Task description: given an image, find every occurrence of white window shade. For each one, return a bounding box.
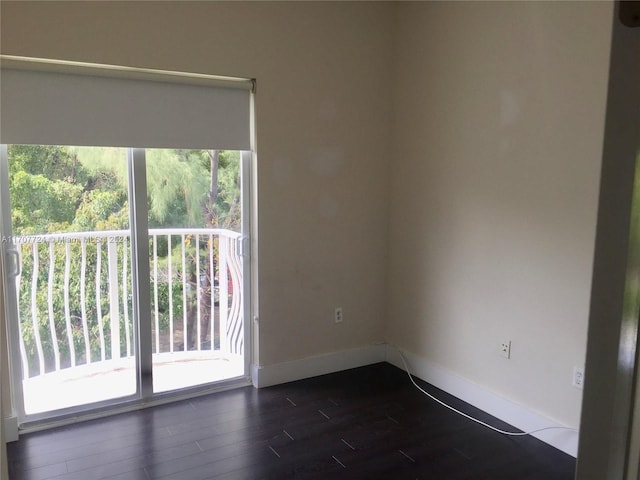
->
[0,56,253,150]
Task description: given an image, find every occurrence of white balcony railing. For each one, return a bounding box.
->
[10,228,244,382]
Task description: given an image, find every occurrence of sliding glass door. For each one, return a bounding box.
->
[143,148,247,393]
[0,145,136,415]
[0,145,250,422]
[0,56,253,425]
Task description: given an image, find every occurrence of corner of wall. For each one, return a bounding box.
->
[384,345,579,457]
[252,344,387,388]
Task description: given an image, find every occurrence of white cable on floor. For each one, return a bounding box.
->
[396,348,579,437]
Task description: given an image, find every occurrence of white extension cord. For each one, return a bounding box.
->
[395,348,579,437]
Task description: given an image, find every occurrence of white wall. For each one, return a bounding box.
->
[0,1,393,371]
[0,0,620,458]
[388,1,612,428]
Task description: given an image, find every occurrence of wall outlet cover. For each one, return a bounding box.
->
[573,367,585,389]
[499,340,511,359]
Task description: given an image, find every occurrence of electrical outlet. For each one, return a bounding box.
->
[573,367,585,389]
[334,307,343,323]
[499,340,511,359]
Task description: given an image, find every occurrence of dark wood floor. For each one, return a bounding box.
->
[7,363,575,480]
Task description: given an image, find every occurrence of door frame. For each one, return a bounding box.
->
[576,2,640,479]
[0,144,255,430]
[0,144,26,424]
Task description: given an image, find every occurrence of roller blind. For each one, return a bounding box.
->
[0,56,253,150]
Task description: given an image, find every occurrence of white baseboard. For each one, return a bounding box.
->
[251,344,577,457]
[384,346,579,457]
[4,416,18,442]
[4,345,577,457]
[251,344,386,388]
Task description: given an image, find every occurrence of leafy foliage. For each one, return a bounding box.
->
[8,145,241,376]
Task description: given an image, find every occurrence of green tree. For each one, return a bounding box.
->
[8,144,242,373]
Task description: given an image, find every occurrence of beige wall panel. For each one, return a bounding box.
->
[388,1,612,426]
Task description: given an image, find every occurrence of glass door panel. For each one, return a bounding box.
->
[144,149,245,393]
[1,144,250,421]
[1,145,136,416]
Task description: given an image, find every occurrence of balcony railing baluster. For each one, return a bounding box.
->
[196,233,201,352]
[209,234,215,350]
[14,261,29,379]
[229,237,243,355]
[13,228,243,383]
[47,242,61,371]
[181,234,187,352]
[123,237,131,358]
[30,242,45,377]
[64,241,75,368]
[95,238,106,362]
[80,240,91,365]
[168,234,174,353]
[153,234,159,354]
[219,236,229,355]
[107,241,120,361]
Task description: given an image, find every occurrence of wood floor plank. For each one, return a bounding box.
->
[7,363,575,480]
